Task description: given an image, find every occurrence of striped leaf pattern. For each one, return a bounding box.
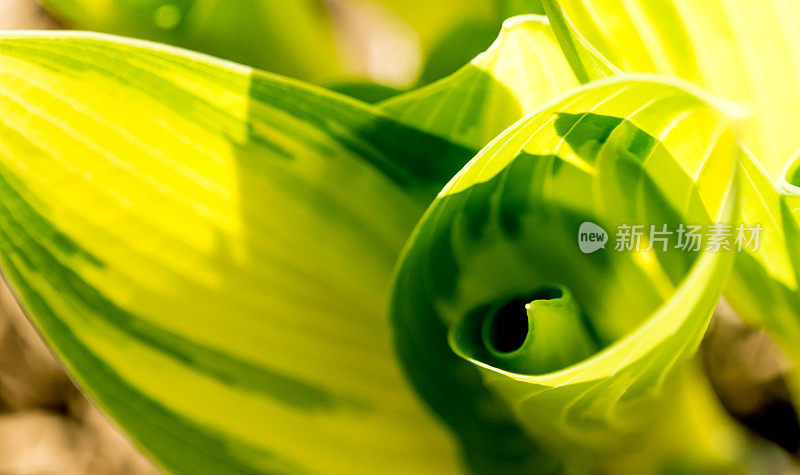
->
[0,7,794,474]
[552,0,800,182]
[544,0,800,378]
[0,32,478,474]
[391,77,741,469]
[381,15,580,150]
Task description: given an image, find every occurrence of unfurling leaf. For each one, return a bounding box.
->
[543,0,800,390]
[381,15,580,150]
[391,77,742,469]
[551,0,800,182]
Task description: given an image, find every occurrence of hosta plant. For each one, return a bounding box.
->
[1,1,800,473]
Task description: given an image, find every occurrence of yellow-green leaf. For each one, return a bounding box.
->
[391,76,743,470]
[381,15,580,151]
[0,32,479,474]
[550,0,800,182]
[543,0,800,387]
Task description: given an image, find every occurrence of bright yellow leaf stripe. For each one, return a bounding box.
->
[554,0,800,183]
[0,32,476,474]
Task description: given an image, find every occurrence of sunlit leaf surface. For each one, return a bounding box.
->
[552,0,800,182]
[0,32,479,474]
[0,6,794,473]
[382,15,579,150]
[543,0,800,376]
[391,77,742,470]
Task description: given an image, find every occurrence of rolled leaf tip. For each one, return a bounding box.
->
[454,285,599,375]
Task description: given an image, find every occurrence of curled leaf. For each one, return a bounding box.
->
[549,0,800,182]
[391,77,741,467]
[382,15,580,150]
[543,0,800,393]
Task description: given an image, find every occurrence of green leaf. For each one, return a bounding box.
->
[382,15,581,151]
[540,0,620,83]
[543,0,800,389]
[723,149,800,364]
[412,0,544,85]
[548,0,800,183]
[391,77,742,469]
[327,81,406,104]
[410,0,550,86]
[0,31,480,474]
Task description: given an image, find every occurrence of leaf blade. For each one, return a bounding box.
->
[0,31,478,474]
[381,15,581,151]
[549,0,800,182]
[390,76,740,467]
